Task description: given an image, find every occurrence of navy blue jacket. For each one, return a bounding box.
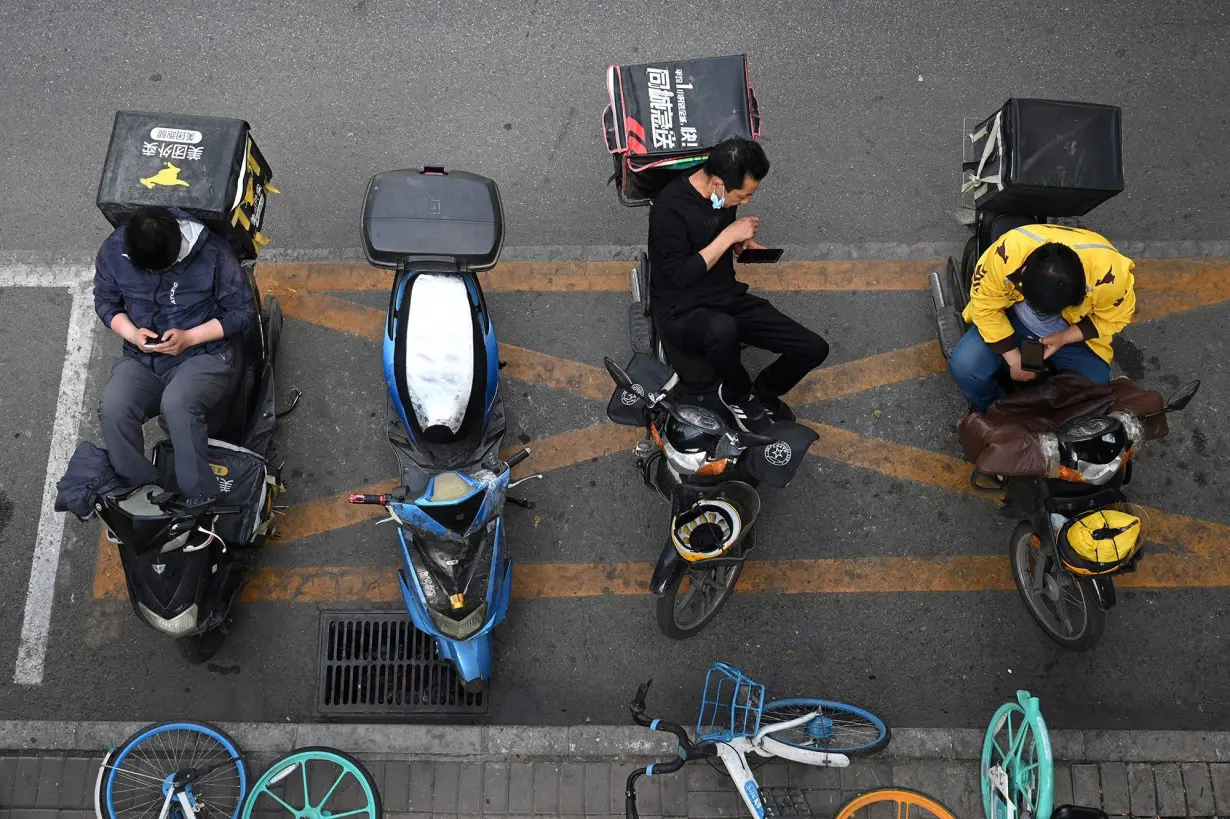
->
[94,215,256,376]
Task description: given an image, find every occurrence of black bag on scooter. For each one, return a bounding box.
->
[603,55,761,206]
[152,439,271,545]
[97,111,275,259]
[964,98,1123,217]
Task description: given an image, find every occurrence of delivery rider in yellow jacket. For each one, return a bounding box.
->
[948,224,1136,412]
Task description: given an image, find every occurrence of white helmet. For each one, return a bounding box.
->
[671,499,743,562]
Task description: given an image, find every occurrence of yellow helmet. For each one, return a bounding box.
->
[1059,509,1143,576]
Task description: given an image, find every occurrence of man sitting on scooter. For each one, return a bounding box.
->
[94,206,256,509]
[949,224,1136,412]
[647,138,829,434]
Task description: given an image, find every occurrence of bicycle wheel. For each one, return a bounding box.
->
[836,788,957,819]
[99,721,246,819]
[759,699,890,755]
[655,559,743,639]
[1010,522,1105,651]
[981,700,1054,819]
[241,747,381,819]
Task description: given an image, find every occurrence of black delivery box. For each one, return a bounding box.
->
[361,168,504,271]
[97,111,274,259]
[967,98,1123,217]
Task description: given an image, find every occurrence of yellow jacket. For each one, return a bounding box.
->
[962,224,1136,363]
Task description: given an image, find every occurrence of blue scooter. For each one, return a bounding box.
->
[348,167,539,690]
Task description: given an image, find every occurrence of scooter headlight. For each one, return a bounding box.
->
[138,602,198,636]
[429,603,488,640]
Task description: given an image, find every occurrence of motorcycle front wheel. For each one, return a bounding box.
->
[655,559,743,640]
[1009,522,1105,651]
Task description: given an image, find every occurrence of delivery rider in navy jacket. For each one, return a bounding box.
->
[94,206,255,508]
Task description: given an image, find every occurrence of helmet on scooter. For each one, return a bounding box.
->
[1057,507,1142,576]
[671,499,742,562]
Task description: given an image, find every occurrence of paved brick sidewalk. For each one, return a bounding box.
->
[5,752,1230,818]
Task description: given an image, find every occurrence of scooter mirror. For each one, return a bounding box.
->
[1165,380,1200,413]
[603,356,636,391]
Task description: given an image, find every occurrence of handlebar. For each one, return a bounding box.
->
[603,357,781,451]
[624,678,711,819]
[506,448,531,468]
[348,493,390,505]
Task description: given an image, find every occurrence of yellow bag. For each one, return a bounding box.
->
[1060,509,1142,575]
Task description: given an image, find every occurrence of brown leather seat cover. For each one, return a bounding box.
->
[957,372,1168,477]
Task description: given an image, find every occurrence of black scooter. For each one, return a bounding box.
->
[96,264,291,662]
[606,254,818,639]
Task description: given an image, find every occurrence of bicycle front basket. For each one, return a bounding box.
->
[696,662,765,741]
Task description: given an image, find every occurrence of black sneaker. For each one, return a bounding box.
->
[757,393,796,424]
[719,385,774,434]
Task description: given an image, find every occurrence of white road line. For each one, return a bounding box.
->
[1,265,96,685]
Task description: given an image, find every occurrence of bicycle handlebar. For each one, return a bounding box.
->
[624,678,712,819]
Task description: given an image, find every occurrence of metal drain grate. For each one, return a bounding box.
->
[316,611,488,719]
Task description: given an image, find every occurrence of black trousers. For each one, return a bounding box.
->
[658,293,829,399]
[99,353,234,499]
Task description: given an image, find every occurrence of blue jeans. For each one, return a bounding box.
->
[948,312,1110,411]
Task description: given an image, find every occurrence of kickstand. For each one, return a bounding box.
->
[276,388,303,417]
[507,495,535,509]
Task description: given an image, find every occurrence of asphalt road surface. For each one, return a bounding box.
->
[0,1,1227,732]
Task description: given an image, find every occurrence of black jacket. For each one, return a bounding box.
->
[647,175,744,316]
[94,212,255,375]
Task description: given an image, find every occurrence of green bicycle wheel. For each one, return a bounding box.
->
[981,699,1054,819]
[241,747,381,819]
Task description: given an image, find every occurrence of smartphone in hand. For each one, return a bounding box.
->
[142,336,165,350]
[1020,338,1046,372]
[736,248,784,264]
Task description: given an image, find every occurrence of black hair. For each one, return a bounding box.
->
[123,207,180,271]
[1020,243,1085,315]
[702,138,769,191]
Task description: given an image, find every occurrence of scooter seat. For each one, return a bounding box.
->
[392,272,488,444]
[116,484,168,518]
[658,332,720,391]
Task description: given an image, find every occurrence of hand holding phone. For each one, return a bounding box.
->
[737,248,784,264]
[1020,338,1046,372]
[142,333,165,350]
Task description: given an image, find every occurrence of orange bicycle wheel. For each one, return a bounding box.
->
[834,788,957,819]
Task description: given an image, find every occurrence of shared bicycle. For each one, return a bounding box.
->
[94,721,382,819]
[981,690,1109,819]
[625,662,891,819]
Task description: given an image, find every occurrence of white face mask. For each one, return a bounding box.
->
[710,189,726,209]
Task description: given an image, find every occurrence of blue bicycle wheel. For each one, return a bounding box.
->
[100,721,247,819]
[759,699,891,755]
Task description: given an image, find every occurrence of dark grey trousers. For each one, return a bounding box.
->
[99,353,234,500]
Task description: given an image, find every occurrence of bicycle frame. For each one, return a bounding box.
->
[714,714,850,818]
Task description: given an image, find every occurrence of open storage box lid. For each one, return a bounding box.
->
[361,168,504,270]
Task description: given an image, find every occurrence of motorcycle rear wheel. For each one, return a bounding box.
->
[1009,522,1105,651]
[655,559,743,640]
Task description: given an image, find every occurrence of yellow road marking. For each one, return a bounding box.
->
[90,258,1230,603]
[787,342,948,406]
[256,258,1230,295]
[93,549,1230,604]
